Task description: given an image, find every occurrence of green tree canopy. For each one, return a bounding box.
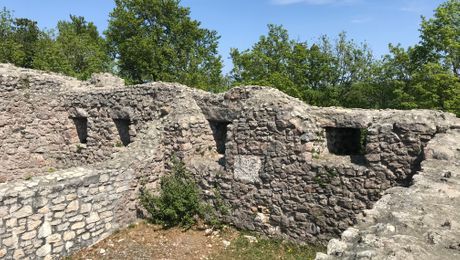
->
[0,8,40,67]
[0,9,110,79]
[106,0,223,89]
[420,0,460,78]
[53,15,111,79]
[230,25,375,106]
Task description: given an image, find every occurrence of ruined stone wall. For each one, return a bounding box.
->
[0,67,83,182]
[195,87,456,243]
[1,64,459,259]
[0,63,217,184]
[0,91,75,183]
[316,129,460,260]
[0,116,170,259]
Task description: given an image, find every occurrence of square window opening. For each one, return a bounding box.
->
[325,127,367,155]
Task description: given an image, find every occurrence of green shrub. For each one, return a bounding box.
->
[139,157,212,228]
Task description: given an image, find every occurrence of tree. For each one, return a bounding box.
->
[53,15,111,79]
[12,18,40,68]
[32,30,72,75]
[420,0,460,78]
[230,25,376,106]
[230,24,303,97]
[0,8,27,65]
[383,0,460,116]
[106,0,223,89]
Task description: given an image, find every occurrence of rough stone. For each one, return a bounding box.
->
[46,233,62,244]
[66,200,79,212]
[38,221,52,238]
[233,155,262,183]
[36,244,51,257]
[63,231,76,241]
[11,206,33,219]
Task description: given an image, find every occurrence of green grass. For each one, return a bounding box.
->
[214,232,325,260]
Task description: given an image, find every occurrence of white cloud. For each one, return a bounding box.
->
[400,0,431,13]
[272,0,359,6]
[351,16,372,24]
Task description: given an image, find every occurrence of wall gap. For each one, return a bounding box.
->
[325,127,367,156]
[208,120,230,155]
[72,118,88,144]
[113,119,131,146]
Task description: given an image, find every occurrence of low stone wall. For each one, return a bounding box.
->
[0,118,170,259]
[0,167,131,259]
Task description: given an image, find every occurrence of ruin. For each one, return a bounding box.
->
[0,64,459,259]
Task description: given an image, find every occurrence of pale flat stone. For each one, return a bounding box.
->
[63,231,75,241]
[46,233,62,243]
[36,243,51,257]
[21,230,36,240]
[11,205,33,219]
[66,200,79,212]
[0,248,6,258]
[13,249,24,259]
[38,221,52,238]
[71,221,85,230]
[86,212,100,224]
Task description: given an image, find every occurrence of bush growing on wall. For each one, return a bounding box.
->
[139,157,219,228]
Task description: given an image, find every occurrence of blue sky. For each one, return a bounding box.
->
[1,0,445,73]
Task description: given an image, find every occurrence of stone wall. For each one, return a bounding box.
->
[195,88,456,242]
[1,64,459,259]
[316,129,460,260]
[0,81,76,182]
[0,167,131,259]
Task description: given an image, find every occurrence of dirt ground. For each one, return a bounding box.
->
[70,222,238,260]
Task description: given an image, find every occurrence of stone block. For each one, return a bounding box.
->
[63,231,75,241]
[36,243,51,257]
[86,212,100,224]
[21,230,36,240]
[66,200,79,212]
[13,249,24,259]
[233,155,262,183]
[46,233,61,244]
[38,221,52,238]
[71,221,85,230]
[11,205,33,219]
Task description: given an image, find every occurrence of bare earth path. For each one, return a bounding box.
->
[70,222,324,260]
[70,222,235,260]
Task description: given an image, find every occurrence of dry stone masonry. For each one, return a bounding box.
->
[1,63,459,259]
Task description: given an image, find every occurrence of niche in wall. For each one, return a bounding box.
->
[208,120,230,154]
[114,119,131,146]
[325,127,367,155]
[72,118,88,144]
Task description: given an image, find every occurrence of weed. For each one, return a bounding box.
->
[359,129,368,155]
[128,223,137,229]
[214,231,325,260]
[139,157,216,229]
[314,169,337,187]
[76,144,85,153]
